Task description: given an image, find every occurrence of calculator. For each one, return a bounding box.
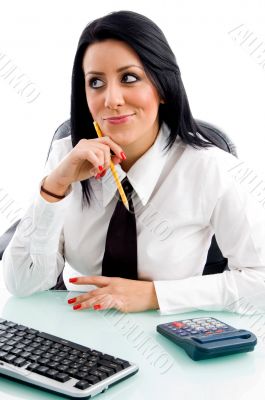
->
[157,317,257,361]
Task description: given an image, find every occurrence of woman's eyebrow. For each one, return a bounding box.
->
[85,64,144,76]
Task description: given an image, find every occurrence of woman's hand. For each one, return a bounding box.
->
[44,136,126,195]
[67,276,159,313]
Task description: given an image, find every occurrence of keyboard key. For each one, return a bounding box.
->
[0,351,8,359]
[0,325,8,331]
[27,329,38,335]
[98,365,115,376]
[79,366,92,373]
[90,370,107,381]
[29,354,40,362]
[17,325,28,331]
[75,380,91,390]
[98,360,122,372]
[55,373,71,383]
[38,358,50,366]
[78,371,91,380]
[10,348,22,356]
[13,357,27,367]
[85,375,100,385]
[90,350,102,357]
[47,361,59,369]
[36,366,49,375]
[2,345,12,352]
[26,362,40,372]
[46,369,59,378]
[102,354,114,361]
[84,361,97,369]
[4,354,17,363]
[66,368,78,377]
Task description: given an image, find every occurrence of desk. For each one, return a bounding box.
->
[0,286,265,400]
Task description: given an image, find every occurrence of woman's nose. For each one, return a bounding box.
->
[104,84,125,109]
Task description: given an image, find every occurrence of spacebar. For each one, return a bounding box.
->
[38,332,90,352]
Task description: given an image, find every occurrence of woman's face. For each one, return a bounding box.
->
[82,39,162,151]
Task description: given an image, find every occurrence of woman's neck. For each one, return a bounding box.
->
[121,122,160,172]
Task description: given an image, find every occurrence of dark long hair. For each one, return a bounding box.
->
[70,10,213,206]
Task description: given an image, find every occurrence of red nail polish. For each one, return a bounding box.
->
[120,151,126,160]
[69,278,78,283]
[93,304,101,310]
[68,297,76,304]
[95,173,101,179]
[73,304,81,310]
[98,165,104,172]
[100,170,106,178]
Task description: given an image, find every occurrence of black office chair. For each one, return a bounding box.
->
[0,119,237,282]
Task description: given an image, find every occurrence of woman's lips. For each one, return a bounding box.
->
[104,114,135,125]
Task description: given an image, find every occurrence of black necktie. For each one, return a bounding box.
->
[102,177,138,279]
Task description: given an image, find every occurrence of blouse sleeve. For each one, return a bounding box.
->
[154,153,265,315]
[2,138,73,297]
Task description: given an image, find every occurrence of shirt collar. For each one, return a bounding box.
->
[100,122,171,208]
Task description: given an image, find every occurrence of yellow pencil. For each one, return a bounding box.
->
[93,121,129,210]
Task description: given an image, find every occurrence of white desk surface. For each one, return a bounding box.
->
[0,281,265,399]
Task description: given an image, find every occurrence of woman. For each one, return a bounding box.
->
[3,11,265,314]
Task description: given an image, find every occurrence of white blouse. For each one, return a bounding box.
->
[3,123,265,314]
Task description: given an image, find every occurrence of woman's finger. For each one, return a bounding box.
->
[72,293,115,311]
[67,288,101,305]
[69,275,112,287]
[98,136,126,161]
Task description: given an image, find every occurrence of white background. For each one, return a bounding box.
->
[0,0,265,236]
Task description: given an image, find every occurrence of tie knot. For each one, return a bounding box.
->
[121,177,134,199]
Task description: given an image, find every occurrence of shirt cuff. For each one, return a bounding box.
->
[154,274,227,315]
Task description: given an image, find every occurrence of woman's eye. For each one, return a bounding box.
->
[122,74,138,83]
[89,78,104,89]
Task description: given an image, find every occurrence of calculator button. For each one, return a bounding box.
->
[193,318,207,322]
[172,322,185,328]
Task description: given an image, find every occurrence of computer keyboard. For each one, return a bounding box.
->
[0,318,138,398]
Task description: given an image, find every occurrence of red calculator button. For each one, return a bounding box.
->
[215,329,224,333]
[172,322,185,328]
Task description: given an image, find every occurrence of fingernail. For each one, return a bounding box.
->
[73,304,81,310]
[68,297,76,304]
[98,165,104,172]
[100,170,106,177]
[95,173,101,179]
[93,304,101,310]
[120,151,126,160]
[69,278,78,283]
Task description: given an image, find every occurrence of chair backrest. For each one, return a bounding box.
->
[0,119,237,277]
